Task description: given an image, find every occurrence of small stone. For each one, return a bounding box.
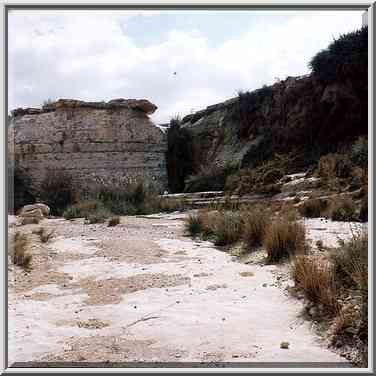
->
[262,283,267,287]
[280,341,290,349]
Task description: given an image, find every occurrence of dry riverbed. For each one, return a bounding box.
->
[8,213,363,367]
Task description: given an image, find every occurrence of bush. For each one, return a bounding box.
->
[330,231,368,291]
[97,181,159,215]
[185,213,203,236]
[63,200,102,219]
[11,232,32,269]
[291,256,338,313]
[211,211,243,246]
[242,208,270,250]
[264,219,306,262]
[298,198,329,218]
[40,170,74,216]
[262,168,283,185]
[330,197,358,222]
[309,27,368,84]
[318,153,352,180]
[86,206,112,224]
[108,217,120,227]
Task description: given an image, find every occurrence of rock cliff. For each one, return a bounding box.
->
[9,98,167,195]
[180,73,367,173]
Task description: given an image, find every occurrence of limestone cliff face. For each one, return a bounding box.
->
[181,73,367,171]
[9,98,167,192]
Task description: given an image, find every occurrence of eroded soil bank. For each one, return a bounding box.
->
[8,213,361,366]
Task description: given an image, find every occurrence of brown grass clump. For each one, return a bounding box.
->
[12,232,32,269]
[241,208,270,251]
[298,198,329,218]
[264,219,306,262]
[291,255,338,313]
[108,217,120,227]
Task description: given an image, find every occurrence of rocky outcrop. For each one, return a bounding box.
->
[9,98,167,196]
[181,73,367,172]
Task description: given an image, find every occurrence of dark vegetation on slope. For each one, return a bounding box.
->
[167,27,368,194]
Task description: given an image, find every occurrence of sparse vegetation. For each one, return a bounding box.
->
[330,196,358,222]
[291,255,338,313]
[299,198,329,218]
[211,210,243,246]
[242,208,270,251]
[264,219,306,262]
[108,216,120,227]
[309,27,368,84]
[11,232,32,269]
[184,163,239,193]
[330,231,367,291]
[185,213,203,236]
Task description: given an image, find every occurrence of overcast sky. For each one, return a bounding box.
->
[9,10,363,124]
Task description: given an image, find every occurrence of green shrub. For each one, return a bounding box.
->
[309,27,368,84]
[40,170,74,216]
[262,168,283,185]
[63,200,102,219]
[330,197,358,222]
[211,211,243,246]
[264,219,306,263]
[185,213,203,236]
[330,231,368,290]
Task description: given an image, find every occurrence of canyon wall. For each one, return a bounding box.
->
[9,99,168,194]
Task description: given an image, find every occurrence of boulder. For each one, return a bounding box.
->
[19,208,44,220]
[20,203,50,217]
[21,216,40,225]
[281,177,321,193]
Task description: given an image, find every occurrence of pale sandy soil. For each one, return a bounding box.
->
[8,213,362,366]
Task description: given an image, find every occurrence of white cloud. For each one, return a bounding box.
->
[8,10,363,123]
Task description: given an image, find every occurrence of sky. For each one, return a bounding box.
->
[8,10,364,124]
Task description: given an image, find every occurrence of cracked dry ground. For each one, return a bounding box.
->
[8,213,349,366]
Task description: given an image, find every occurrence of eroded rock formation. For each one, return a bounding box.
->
[9,98,167,194]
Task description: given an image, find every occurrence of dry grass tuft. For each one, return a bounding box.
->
[298,198,329,218]
[291,255,338,313]
[108,216,120,227]
[264,219,306,262]
[12,232,32,269]
[241,208,270,251]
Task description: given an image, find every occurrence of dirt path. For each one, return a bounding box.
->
[9,213,361,366]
